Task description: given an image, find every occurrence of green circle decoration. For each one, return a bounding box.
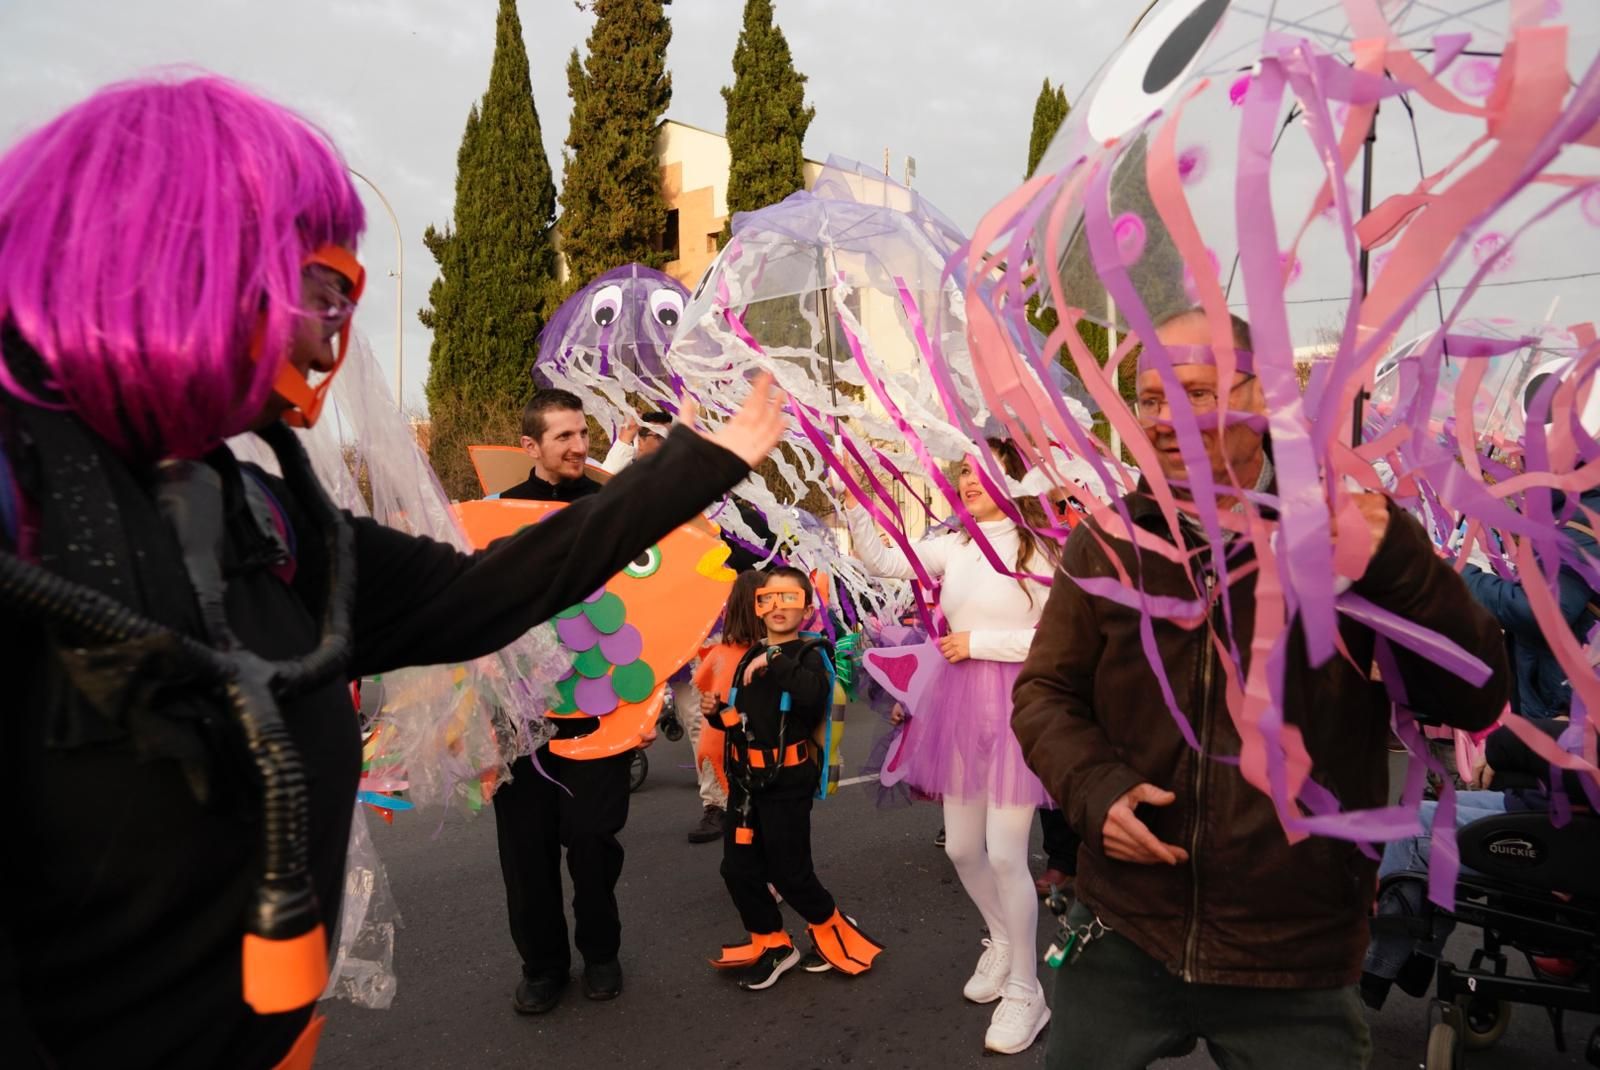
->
[582,591,627,634]
[573,646,612,680]
[611,660,658,703]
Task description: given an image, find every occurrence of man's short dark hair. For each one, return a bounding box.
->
[1156,307,1254,351]
[641,411,673,427]
[522,389,584,441]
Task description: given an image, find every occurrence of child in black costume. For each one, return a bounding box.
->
[705,566,883,990]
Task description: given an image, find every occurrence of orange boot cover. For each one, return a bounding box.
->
[710,930,792,969]
[270,1012,326,1070]
[242,924,329,1014]
[807,911,884,976]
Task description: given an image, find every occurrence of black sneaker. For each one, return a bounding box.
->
[513,970,568,1015]
[933,825,946,849]
[583,958,623,1001]
[737,945,800,991]
[800,946,832,973]
[688,805,725,844]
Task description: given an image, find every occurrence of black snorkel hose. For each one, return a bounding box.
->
[723,637,835,841]
[0,419,355,1013]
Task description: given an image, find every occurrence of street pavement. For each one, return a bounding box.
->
[318,703,1593,1069]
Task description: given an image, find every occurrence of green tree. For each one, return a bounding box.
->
[1025,78,1069,179]
[559,0,673,287]
[421,0,559,499]
[718,0,814,246]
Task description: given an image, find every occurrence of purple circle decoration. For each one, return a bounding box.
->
[1452,59,1498,99]
[556,613,601,651]
[583,588,607,604]
[574,674,619,716]
[1176,146,1207,186]
[598,623,643,665]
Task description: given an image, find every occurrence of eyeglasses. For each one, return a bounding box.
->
[754,587,807,615]
[1135,376,1256,426]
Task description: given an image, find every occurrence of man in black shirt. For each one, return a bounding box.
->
[495,388,634,1013]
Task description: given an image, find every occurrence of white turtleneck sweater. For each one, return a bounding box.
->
[845,504,1048,663]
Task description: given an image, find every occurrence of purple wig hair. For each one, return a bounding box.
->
[0,73,365,461]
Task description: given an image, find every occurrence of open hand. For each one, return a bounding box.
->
[938,632,972,663]
[1102,783,1189,865]
[618,417,639,445]
[680,373,787,469]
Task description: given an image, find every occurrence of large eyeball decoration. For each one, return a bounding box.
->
[650,289,684,329]
[623,545,662,579]
[1085,0,1233,144]
[590,284,624,328]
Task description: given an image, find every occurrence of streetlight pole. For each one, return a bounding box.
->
[349,168,405,410]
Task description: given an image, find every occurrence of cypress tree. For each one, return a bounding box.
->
[719,0,814,245]
[559,0,674,287]
[421,0,559,499]
[1026,79,1070,179]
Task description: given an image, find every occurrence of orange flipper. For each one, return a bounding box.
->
[710,930,792,968]
[807,911,884,976]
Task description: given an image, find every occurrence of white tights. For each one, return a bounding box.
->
[942,796,1039,995]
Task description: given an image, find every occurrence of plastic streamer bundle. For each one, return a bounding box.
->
[663,157,1109,634]
[232,331,570,814]
[946,0,1600,907]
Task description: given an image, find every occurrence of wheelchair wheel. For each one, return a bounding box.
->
[1456,994,1511,1050]
[1426,1021,1460,1070]
[628,749,648,793]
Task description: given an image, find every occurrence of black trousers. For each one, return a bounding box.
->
[492,746,632,978]
[1040,807,1081,875]
[721,790,836,935]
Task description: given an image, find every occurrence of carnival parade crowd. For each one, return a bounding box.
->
[5,4,1600,1068]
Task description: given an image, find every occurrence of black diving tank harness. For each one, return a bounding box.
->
[722,635,834,846]
[0,418,355,1015]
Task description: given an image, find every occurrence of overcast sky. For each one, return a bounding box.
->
[0,0,1128,412]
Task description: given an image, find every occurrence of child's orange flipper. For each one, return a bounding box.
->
[710,929,792,968]
[807,911,884,976]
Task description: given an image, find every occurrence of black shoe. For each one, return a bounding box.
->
[688,805,725,844]
[513,970,568,1015]
[583,958,623,1001]
[1358,970,1392,1011]
[933,825,946,849]
[800,946,832,974]
[737,945,800,991]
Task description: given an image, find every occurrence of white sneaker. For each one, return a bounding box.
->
[984,980,1050,1054]
[961,938,1011,1004]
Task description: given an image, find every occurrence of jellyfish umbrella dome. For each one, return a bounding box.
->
[954,0,1600,906]
[666,157,1105,631]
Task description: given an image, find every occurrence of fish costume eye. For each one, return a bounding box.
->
[1084,0,1232,144]
[649,289,684,328]
[623,545,662,578]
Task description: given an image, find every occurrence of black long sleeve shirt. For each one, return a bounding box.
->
[724,639,832,800]
[3,426,747,1069]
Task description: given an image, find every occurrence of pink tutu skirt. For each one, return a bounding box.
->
[893,658,1052,809]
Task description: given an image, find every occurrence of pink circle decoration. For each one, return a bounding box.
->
[1279,250,1303,287]
[1228,74,1252,107]
[1471,232,1515,274]
[1177,146,1207,185]
[1581,185,1600,227]
[1452,59,1498,99]
[1113,212,1148,265]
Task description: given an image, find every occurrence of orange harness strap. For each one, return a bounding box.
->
[736,740,809,770]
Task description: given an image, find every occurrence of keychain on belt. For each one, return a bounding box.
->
[1042,884,1112,969]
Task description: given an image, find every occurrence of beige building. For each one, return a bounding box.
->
[656,118,825,289]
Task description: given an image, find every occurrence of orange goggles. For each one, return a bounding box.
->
[754,587,807,616]
[270,245,366,429]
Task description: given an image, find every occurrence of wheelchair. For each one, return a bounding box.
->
[1377,810,1600,1069]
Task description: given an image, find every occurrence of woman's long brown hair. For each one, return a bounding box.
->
[957,438,1062,605]
[720,570,767,647]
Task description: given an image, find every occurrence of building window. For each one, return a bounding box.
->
[706,233,718,254]
[660,209,680,260]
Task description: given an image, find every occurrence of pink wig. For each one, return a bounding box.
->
[0,73,365,461]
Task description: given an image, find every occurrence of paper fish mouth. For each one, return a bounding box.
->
[696,542,737,582]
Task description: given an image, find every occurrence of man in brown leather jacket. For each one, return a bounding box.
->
[1012,310,1508,1069]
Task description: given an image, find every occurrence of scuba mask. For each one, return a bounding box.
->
[268,245,367,429]
[754,586,807,618]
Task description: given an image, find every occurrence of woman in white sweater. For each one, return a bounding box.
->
[844,438,1057,1055]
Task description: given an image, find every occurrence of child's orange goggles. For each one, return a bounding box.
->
[754,587,806,616]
